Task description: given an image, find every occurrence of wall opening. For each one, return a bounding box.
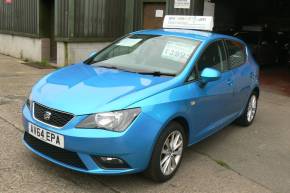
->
[143,2,166,29]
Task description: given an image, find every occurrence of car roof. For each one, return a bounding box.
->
[132,29,241,43]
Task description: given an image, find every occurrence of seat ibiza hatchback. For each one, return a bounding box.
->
[22,28,259,182]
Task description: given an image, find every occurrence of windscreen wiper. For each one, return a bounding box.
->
[136,71,176,77]
[94,65,133,72]
[94,65,118,69]
[95,65,176,77]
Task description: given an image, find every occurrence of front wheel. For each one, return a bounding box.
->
[145,122,186,182]
[236,93,258,126]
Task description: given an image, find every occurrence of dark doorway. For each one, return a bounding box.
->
[40,0,56,62]
[48,0,56,62]
[214,0,290,97]
[143,2,166,29]
[50,0,56,62]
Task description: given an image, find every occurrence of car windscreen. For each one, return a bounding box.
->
[86,34,201,75]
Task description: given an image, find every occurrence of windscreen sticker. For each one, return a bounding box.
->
[161,41,196,63]
[116,38,143,47]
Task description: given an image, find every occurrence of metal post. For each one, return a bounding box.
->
[124,0,135,33]
[68,0,75,38]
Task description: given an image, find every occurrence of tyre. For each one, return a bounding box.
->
[145,121,186,182]
[236,92,258,126]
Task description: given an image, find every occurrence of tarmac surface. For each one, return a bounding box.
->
[0,54,289,193]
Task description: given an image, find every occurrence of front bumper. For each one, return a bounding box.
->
[22,104,162,175]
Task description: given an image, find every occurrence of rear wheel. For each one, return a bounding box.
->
[236,93,258,126]
[145,122,186,182]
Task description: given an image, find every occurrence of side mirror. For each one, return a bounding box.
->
[200,68,221,84]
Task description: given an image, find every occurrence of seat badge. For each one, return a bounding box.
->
[44,111,52,121]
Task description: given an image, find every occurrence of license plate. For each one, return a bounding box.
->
[28,123,64,148]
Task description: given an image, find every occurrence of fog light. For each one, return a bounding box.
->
[93,156,130,169]
[101,157,122,163]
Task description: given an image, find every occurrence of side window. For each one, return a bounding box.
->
[226,40,246,68]
[196,41,227,75]
[187,67,197,82]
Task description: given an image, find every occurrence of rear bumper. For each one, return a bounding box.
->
[22,104,163,175]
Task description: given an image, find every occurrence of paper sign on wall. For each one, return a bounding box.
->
[155,10,164,18]
[203,0,215,16]
[174,0,191,9]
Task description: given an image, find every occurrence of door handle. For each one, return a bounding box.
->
[227,79,233,86]
[250,72,256,80]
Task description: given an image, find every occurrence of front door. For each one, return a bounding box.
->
[143,3,166,29]
[189,40,236,141]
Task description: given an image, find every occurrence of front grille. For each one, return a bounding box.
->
[24,132,87,170]
[33,103,74,128]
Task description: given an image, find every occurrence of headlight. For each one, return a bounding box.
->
[76,108,141,132]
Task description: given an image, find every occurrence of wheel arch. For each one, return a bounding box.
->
[171,116,190,144]
[253,86,260,98]
[158,115,190,146]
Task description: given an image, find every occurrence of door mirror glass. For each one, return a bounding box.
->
[200,68,221,84]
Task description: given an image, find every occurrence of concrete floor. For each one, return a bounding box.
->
[260,66,290,97]
[0,54,289,193]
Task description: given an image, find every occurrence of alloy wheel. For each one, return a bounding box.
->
[160,130,183,176]
[247,95,257,122]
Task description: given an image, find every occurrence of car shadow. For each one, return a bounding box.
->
[190,123,242,153]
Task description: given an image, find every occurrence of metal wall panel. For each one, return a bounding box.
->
[55,0,69,38]
[56,0,126,39]
[74,0,125,38]
[0,0,39,36]
[0,0,204,39]
[133,0,142,30]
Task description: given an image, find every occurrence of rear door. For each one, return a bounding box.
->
[225,40,252,113]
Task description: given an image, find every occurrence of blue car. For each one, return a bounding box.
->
[22,28,259,182]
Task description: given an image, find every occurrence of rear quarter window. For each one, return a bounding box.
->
[226,40,247,68]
